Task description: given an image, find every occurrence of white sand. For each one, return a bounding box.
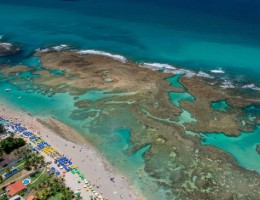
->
[0,101,143,200]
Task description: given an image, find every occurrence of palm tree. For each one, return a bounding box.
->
[24,155,32,170]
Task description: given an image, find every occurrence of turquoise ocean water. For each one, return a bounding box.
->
[1,0,260,199]
[0,0,260,83]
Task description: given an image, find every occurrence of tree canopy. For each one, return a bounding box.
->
[34,177,75,200]
[0,137,26,154]
[0,124,5,133]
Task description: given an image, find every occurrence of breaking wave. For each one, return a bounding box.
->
[140,63,214,79]
[242,84,260,91]
[210,68,225,74]
[220,80,235,89]
[77,50,127,63]
[35,44,70,53]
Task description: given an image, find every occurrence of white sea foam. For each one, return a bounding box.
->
[220,80,235,89]
[197,71,214,79]
[178,69,196,77]
[242,84,260,91]
[0,43,13,50]
[140,62,180,75]
[142,62,176,70]
[77,50,127,63]
[36,44,70,53]
[210,68,225,74]
[140,63,213,78]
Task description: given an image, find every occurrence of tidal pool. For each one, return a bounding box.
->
[201,126,260,173]
[168,91,195,107]
[166,74,184,88]
[211,100,230,112]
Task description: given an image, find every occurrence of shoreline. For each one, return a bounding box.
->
[0,99,143,200]
[0,49,259,199]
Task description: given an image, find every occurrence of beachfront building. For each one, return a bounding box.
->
[5,182,27,198]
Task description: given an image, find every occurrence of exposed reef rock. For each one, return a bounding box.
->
[1,51,260,200]
[0,42,20,56]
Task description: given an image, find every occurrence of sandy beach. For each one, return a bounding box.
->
[0,100,143,200]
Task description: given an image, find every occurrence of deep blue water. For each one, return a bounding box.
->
[1,0,260,84]
[1,1,260,199]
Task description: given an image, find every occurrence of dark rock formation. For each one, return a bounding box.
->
[0,43,20,56]
[256,144,260,154]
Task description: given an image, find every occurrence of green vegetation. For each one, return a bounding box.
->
[33,177,75,200]
[0,124,5,134]
[24,154,45,170]
[29,171,50,190]
[48,193,63,200]
[0,137,26,154]
[0,195,8,200]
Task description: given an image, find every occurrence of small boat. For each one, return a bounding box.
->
[5,88,11,92]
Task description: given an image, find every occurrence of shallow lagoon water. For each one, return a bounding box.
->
[165,72,260,174]
[166,74,195,107]
[0,77,167,200]
[50,69,65,76]
[178,109,197,124]
[166,74,184,88]
[1,0,260,198]
[211,100,230,112]
[17,71,39,79]
[202,126,260,173]
[21,56,42,69]
[168,91,195,107]
[76,90,137,102]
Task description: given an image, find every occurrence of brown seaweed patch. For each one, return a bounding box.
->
[0,65,31,77]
